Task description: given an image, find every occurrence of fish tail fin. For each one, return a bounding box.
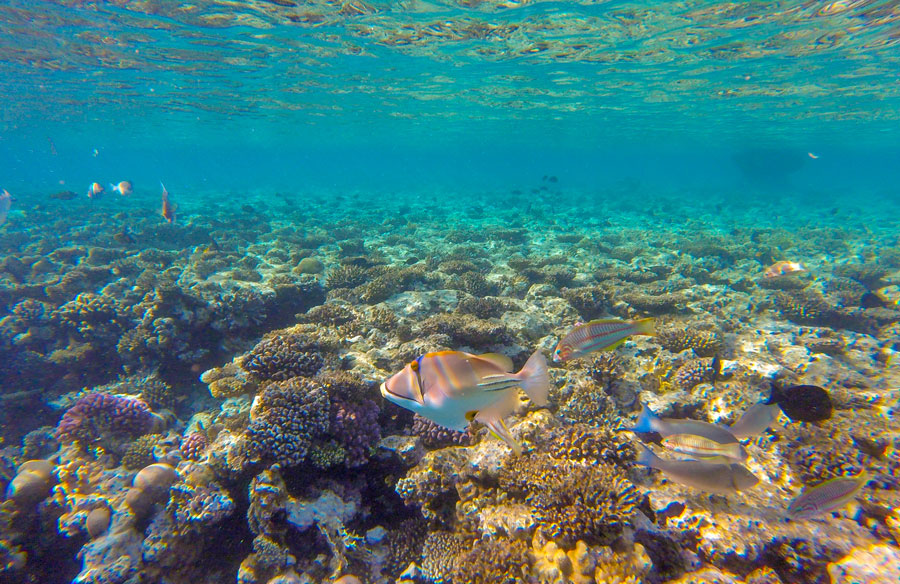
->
[517,350,550,407]
[764,382,779,405]
[487,417,523,456]
[635,443,659,468]
[634,317,656,336]
[631,405,659,433]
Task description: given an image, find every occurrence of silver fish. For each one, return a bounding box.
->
[636,444,759,495]
[728,402,780,440]
[630,405,739,445]
[661,433,746,462]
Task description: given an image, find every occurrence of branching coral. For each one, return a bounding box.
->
[245,377,331,467]
[452,537,531,584]
[420,531,464,584]
[418,313,513,348]
[55,393,158,447]
[243,333,326,381]
[673,357,719,390]
[657,328,723,358]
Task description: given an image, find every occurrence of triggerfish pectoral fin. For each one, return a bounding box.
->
[515,350,550,407]
[479,414,523,456]
[475,389,524,455]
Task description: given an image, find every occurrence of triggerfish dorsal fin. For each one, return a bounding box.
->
[515,350,550,407]
[475,352,514,373]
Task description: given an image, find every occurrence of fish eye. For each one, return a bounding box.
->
[409,360,418,371]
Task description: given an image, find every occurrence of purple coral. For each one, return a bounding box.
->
[412,414,473,448]
[56,393,155,444]
[330,397,381,467]
[180,432,208,461]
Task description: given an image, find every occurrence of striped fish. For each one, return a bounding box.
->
[661,433,747,462]
[787,471,869,519]
[552,318,656,362]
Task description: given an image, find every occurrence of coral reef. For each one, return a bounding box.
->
[55,393,159,448]
[243,332,327,381]
[244,377,331,467]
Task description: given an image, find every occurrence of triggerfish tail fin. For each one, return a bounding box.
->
[635,443,660,468]
[517,350,550,407]
[634,317,657,336]
[631,405,660,434]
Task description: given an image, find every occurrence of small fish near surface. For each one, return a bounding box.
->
[764,261,806,279]
[661,433,746,462]
[553,318,656,362]
[87,182,104,199]
[160,182,176,223]
[636,444,759,495]
[630,405,742,448]
[380,350,550,456]
[727,402,781,440]
[787,471,868,520]
[766,383,832,423]
[110,180,133,196]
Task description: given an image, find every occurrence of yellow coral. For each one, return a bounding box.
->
[209,376,257,398]
[531,537,594,584]
[593,543,651,584]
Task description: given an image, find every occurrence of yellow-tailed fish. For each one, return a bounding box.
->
[636,444,759,495]
[630,405,740,446]
[553,318,655,362]
[661,433,746,462]
[380,350,550,456]
[787,471,869,519]
[727,402,780,439]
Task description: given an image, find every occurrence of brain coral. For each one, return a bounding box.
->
[245,377,330,467]
[242,332,326,381]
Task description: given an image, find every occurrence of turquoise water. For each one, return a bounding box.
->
[2,2,900,584]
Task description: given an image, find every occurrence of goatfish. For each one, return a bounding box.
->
[160,182,176,223]
[636,444,759,495]
[787,471,868,520]
[661,433,746,462]
[630,405,742,448]
[380,350,550,456]
[553,318,655,362]
[727,402,780,440]
[764,261,806,279]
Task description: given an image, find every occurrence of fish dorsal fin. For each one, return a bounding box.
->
[474,352,514,372]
